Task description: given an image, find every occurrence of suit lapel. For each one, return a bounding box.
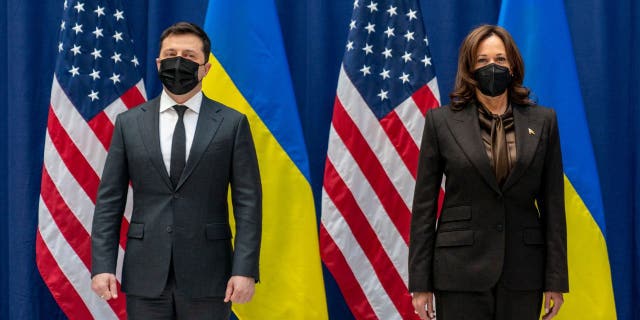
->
[176,97,223,190]
[445,104,502,194]
[501,105,543,191]
[138,97,173,190]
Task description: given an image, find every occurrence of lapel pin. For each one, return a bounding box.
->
[528,128,536,135]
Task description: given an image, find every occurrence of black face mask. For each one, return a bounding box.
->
[158,57,202,95]
[473,63,512,97]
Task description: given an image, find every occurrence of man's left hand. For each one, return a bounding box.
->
[542,291,564,320]
[224,276,255,304]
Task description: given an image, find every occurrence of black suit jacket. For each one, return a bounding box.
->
[409,103,568,293]
[91,94,262,298]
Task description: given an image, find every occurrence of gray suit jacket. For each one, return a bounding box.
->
[91,94,261,298]
[409,103,568,293]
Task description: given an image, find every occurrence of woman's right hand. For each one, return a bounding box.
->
[412,291,435,319]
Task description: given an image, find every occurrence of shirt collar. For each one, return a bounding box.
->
[159,89,202,114]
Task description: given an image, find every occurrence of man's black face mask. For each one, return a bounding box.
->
[473,63,512,97]
[158,56,202,95]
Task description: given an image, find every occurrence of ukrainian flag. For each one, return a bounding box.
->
[202,1,328,319]
[499,1,616,319]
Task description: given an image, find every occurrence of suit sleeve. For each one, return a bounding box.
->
[91,115,129,277]
[409,109,443,293]
[537,109,569,292]
[229,115,262,281]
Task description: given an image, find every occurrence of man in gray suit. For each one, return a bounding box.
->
[90,22,261,319]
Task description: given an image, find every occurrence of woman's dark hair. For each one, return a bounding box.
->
[449,25,533,110]
[159,22,211,62]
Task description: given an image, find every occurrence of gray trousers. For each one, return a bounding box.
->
[126,264,231,320]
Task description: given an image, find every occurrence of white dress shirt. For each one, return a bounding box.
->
[159,90,202,175]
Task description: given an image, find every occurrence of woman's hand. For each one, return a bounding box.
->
[542,291,564,320]
[412,291,435,319]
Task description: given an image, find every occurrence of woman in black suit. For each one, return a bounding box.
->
[409,25,568,320]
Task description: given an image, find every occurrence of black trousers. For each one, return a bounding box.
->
[435,282,542,320]
[126,264,231,320]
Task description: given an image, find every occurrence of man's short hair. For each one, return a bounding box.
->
[159,22,211,62]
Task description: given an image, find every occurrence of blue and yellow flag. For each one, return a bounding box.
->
[499,1,616,319]
[202,1,328,319]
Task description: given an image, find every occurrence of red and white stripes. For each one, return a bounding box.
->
[321,66,439,319]
[36,75,145,320]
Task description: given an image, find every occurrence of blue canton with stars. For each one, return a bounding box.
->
[343,0,436,119]
[55,0,141,121]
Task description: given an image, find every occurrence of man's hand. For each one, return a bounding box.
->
[412,291,435,320]
[224,276,255,304]
[542,291,564,320]
[91,273,118,301]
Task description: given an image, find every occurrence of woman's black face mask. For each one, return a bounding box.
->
[473,63,512,97]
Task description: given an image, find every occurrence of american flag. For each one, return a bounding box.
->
[36,0,146,319]
[319,0,440,319]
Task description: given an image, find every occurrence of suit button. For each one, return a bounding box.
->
[173,193,179,199]
[166,226,173,233]
[496,224,504,232]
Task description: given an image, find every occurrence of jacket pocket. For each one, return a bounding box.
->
[523,228,544,245]
[205,223,232,240]
[439,206,471,223]
[127,223,144,239]
[435,230,474,247]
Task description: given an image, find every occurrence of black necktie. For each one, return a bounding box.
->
[170,105,187,189]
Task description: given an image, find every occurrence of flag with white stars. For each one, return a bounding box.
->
[55,0,141,120]
[342,0,436,119]
[37,0,146,319]
[320,0,440,319]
